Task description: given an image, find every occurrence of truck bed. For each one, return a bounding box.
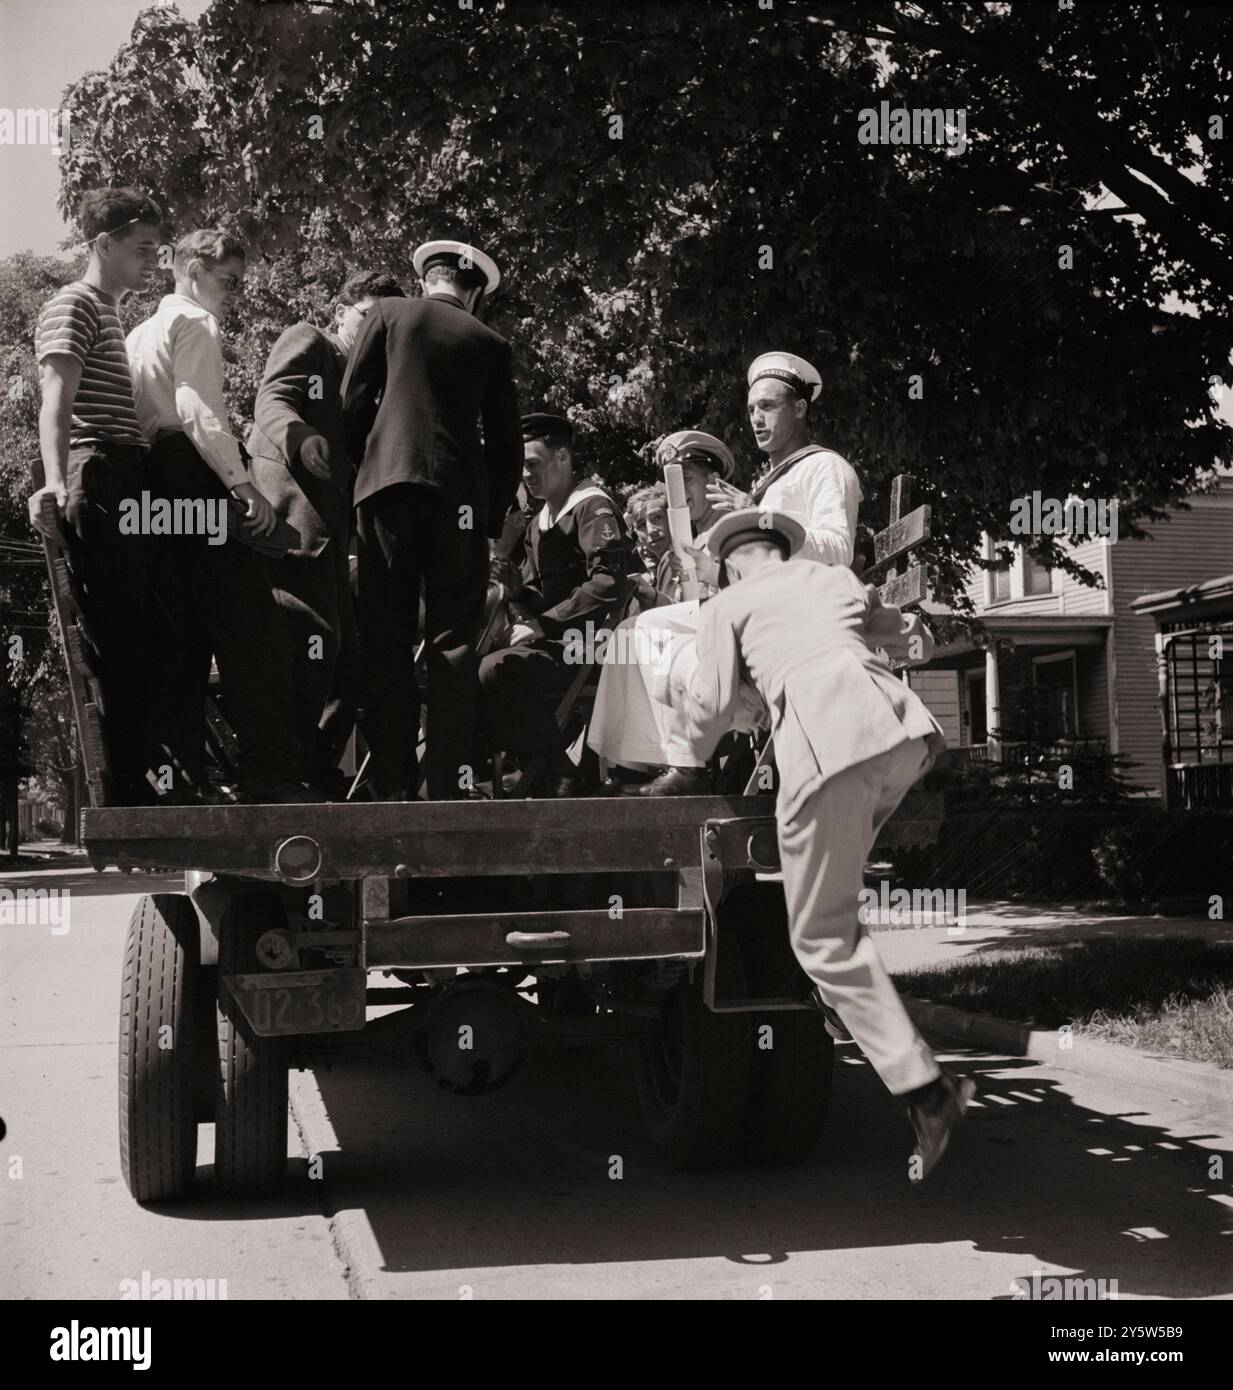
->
[81,791,943,880]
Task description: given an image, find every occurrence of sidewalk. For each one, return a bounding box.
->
[869,900,1233,976]
[868,900,1233,1108]
[1,839,91,873]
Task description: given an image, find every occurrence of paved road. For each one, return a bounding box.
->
[3,869,1230,1300]
[0,866,347,1301]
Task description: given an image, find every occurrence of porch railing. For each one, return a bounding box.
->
[1167,761,1233,811]
[948,738,1107,764]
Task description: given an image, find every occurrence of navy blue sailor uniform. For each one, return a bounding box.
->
[478,481,630,757]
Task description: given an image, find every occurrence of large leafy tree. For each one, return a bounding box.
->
[0,254,85,849]
[40,0,1233,612]
[814,1,1233,306]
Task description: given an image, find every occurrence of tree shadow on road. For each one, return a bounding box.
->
[287,1041,1232,1297]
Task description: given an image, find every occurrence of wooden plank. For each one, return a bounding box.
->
[84,792,943,846]
[870,504,930,570]
[890,474,911,522]
[82,795,773,877]
[63,622,99,680]
[85,795,775,840]
[49,557,82,618]
[877,564,928,608]
[83,790,944,877]
[40,494,112,806]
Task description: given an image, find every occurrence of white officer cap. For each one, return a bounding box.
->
[655,429,737,481]
[412,239,501,294]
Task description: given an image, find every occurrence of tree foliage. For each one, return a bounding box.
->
[36,0,1233,615]
[0,254,84,840]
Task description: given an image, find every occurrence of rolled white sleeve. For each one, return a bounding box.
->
[170,315,248,489]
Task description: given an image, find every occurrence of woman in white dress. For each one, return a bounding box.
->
[586,352,862,794]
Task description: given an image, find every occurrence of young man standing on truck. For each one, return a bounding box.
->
[126,229,312,803]
[668,508,976,1183]
[30,188,164,805]
[246,270,406,796]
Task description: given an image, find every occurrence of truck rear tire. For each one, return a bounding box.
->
[118,893,200,1203]
[632,940,752,1170]
[740,1009,833,1166]
[214,896,289,1196]
[728,884,834,1166]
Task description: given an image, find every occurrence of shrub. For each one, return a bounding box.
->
[892,805,1233,905]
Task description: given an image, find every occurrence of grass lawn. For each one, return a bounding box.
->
[893,936,1233,1069]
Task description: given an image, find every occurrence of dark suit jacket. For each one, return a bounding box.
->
[340,293,522,538]
[246,323,350,559]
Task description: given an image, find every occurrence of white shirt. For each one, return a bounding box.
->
[759,447,861,566]
[126,292,248,489]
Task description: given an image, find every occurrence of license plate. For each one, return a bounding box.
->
[225,969,366,1036]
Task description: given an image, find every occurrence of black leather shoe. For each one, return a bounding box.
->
[501,768,539,795]
[907,1072,976,1184]
[551,774,583,798]
[599,767,652,794]
[631,766,713,796]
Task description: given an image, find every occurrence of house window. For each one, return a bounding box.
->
[966,672,988,743]
[1033,652,1078,741]
[991,564,1011,603]
[1023,552,1052,596]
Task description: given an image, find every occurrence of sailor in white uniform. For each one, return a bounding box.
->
[587,353,862,794]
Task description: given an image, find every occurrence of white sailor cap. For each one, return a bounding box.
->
[746,352,822,403]
[412,239,501,294]
[655,429,737,481]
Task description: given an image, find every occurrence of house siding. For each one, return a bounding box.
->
[963,535,1110,617]
[1057,538,1111,615]
[1077,643,1111,744]
[1110,489,1233,796]
[908,669,962,744]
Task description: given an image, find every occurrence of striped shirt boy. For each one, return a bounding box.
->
[34,280,146,450]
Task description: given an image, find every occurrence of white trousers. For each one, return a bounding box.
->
[586,601,704,769]
[778,736,942,1096]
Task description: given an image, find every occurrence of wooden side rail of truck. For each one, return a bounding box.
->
[41,476,938,1201]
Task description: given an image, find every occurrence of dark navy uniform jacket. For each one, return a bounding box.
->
[246,323,349,558]
[520,483,630,640]
[341,292,522,539]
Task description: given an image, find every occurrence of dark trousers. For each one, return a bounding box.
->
[477,643,580,759]
[62,442,153,802]
[145,434,303,790]
[355,483,488,799]
[260,538,359,784]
